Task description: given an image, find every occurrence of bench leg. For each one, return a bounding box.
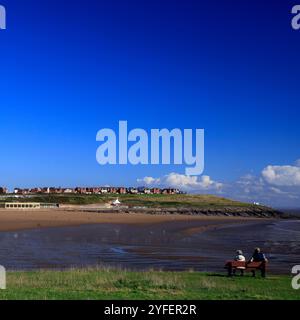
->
[227,266,233,277]
[251,270,256,277]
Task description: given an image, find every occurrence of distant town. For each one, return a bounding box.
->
[0,186,182,195]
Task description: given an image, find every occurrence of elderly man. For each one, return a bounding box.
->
[249,248,268,278]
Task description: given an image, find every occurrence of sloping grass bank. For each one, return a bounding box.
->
[0,194,258,208]
[0,268,298,300]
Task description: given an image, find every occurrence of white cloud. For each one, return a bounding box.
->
[262,165,300,187]
[137,176,160,185]
[269,187,287,194]
[136,159,300,207]
[227,160,300,207]
[137,173,223,192]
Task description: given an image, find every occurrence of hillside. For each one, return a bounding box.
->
[0,193,262,207]
[0,194,285,218]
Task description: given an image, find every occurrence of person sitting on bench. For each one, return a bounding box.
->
[233,250,246,276]
[249,247,268,278]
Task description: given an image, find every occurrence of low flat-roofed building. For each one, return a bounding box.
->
[5,202,41,210]
[40,203,59,209]
[4,203,59,209]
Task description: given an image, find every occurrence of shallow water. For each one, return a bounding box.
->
[0,219,299,274]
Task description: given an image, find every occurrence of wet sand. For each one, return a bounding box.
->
[0,217,298,273]
[0,209,300,274]
[0,209,265,232]
[2,209,297,274]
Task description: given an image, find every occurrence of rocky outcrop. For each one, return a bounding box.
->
[73,206,294,219]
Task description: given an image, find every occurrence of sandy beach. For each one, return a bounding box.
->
[0,209,264,232]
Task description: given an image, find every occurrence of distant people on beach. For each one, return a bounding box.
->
[249,247,268,278]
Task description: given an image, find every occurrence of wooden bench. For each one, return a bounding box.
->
[224,260,267,277]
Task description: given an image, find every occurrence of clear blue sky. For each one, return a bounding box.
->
[0,0,299,207]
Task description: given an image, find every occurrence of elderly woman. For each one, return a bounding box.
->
[235,250,246,262]
[233,250,246,276]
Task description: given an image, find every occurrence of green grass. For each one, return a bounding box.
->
[0,194,264,209]
[0,268,298,300]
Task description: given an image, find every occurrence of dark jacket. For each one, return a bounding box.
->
[251,252,266,262]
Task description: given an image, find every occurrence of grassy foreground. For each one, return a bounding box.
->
[0,268,298,300]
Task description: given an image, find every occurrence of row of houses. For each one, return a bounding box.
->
[0,186,181,195]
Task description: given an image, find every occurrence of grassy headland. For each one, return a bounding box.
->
[0,193,271,209]
[0,194,276,209]
[0,194,285,218]
[0,268,297,300]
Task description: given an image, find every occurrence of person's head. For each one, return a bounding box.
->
[236,250,243,255]
[254,247,261,254]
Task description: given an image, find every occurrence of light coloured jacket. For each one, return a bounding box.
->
[235,254,246,261]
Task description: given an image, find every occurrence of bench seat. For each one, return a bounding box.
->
[225,260,267,273]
